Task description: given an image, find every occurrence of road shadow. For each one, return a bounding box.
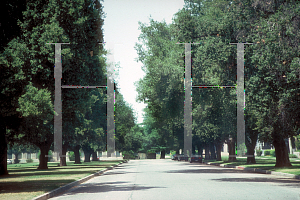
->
[63,181,165,195]
[165,168,251,174]
[212,177,300,187]
[103,171,138,176]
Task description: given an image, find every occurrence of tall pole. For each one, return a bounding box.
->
[54,43,62,161]
[184,43,192,158]
[237,43,245,157]
[106,43,115,157]
[47,42,70,162]
[177,42,200,158]
[230,42,252,157]
[48,42,116,162]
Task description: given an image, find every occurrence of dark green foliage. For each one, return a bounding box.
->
[0,0,27,52]
[270,149,276,157]
[296,136,300,150]
[264,150,271,156]
[256,149,262,156]
[135,0,299,166]
[289,154,298,158]
[68,151,75,161]
[0,0,107,172]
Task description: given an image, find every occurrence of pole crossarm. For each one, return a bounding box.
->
[62,85,107,88]
[229,42,253,44]
[176,42,201,44]
[192,86,237,88]
[46,42,105,44]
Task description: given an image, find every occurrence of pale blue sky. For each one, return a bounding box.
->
[102,0,185,124]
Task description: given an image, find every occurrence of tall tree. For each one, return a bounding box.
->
[0,0,27,53]
[0,0,106,172]
[245,1,300,167]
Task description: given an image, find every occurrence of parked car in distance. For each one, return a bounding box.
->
[172,154,180,160]
[190,155,202,163]
[178,155,189,161]
[7,159,12,164]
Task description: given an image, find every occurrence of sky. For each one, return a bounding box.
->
[102,0,185,124]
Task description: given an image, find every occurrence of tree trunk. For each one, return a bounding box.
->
[246,146,256,164]
[210,143,216,159]
[273,135,292,167]
[216,142,222,161]
[205,144,210,160]
[160,149,165,159]
[228,139,237,161]
[38,144,50,169]
[14,153,20,164]
[246,134,257,164]
[196,144,202,157]
[192,145,196,154]
[60,143,68,166]
[84,152,91,162]
[0,122,8,175]
[92,152,98,161]
[74,145,81,164]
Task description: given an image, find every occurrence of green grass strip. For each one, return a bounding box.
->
[1,161,123,200]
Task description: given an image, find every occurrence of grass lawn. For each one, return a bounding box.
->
[0,160,123,200]
[204,156,300,176]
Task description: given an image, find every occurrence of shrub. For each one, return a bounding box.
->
[256,149,262,156]
[147,149,156,154]
[68,151,75,161]
[123,150,135,159]
[170,150,176,156]
[264,150,271,156]
[270,149,276,157]
[26,158,33,163]
[296,141,300,150]
[289,154,298,158]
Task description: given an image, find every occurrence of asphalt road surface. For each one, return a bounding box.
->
[50,159,300,200]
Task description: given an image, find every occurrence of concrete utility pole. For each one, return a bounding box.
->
[230,43,252,157]
[47,42,116,161]
[176,42,200,158]
[177,42,252,159]
[106,42,116,157]
[184,43,192,158]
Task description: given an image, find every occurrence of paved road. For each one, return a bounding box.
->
[50,160,300,200]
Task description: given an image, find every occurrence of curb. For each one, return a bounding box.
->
[204,162,300,180]
[32,160,128,200]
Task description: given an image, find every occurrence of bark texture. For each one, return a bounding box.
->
[84,152,92,162]
[92,152,98,161]
[38,143,50,169]
[160,149,165,159]
[60,143,68,166]
[216,142,222,161]
[228,139,237,161]
[0,122,8,175]
[74,145,81,164]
